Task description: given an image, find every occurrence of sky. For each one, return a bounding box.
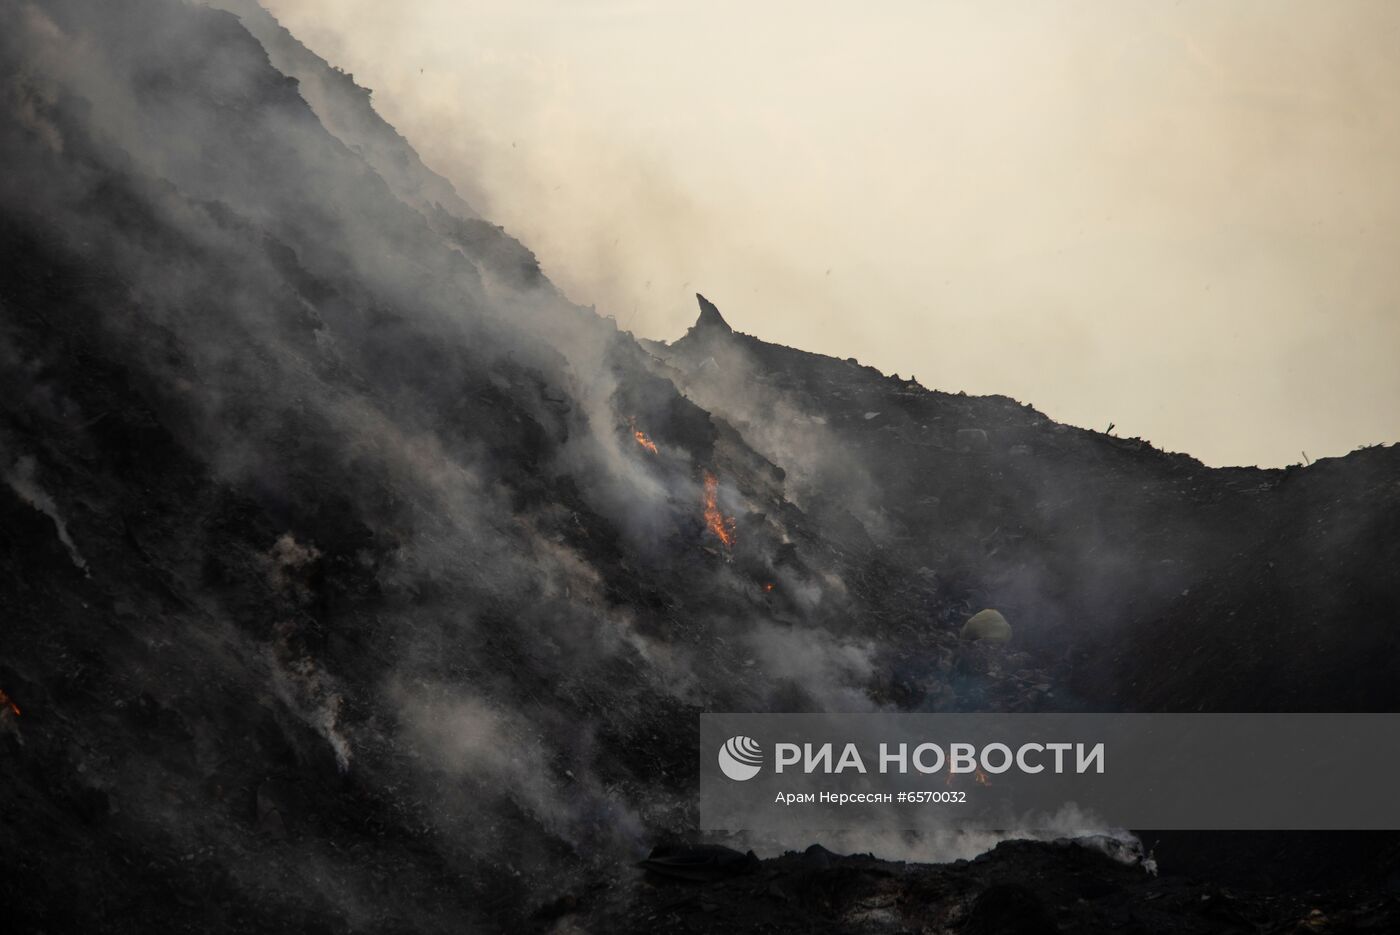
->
[261,0,1400,467]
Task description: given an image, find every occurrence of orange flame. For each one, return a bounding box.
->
[628,417,658,454]
[763,582,775,593]
[946,765,992,786]
[702,471,736,549]
[0,688,19,717]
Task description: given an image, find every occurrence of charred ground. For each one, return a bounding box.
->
[1,1,1397,932]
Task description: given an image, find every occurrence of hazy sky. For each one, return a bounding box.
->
[262,0,1399,467]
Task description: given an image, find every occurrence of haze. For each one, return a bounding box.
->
[260,0,1400,467]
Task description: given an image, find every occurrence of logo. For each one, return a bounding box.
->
[718,735,763,781]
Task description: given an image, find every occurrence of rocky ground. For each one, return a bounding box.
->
[2,1,1398,932]
[568,839,1400,934]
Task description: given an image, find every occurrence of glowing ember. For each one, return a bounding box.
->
[702,471,736,549]
[0,688,19,717]
[763,582,775,592]
[975,767,991,786]
[628,417,658,454]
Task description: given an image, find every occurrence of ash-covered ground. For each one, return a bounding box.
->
[2,2,1398,932]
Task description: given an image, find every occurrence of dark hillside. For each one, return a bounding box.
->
[1,2,1396,931]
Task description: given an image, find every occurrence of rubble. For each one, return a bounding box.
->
[638,844,762,881]
[0,2,1396,932]
[573,839,1400,933]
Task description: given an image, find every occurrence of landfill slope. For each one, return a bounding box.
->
[1,1,1397,932]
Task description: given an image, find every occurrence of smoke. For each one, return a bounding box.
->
[254,0,1400,469]
[16,7,1380,931]
[267,636,353,773]
[390,683,648,860]
[263,532,321,592]
[1,4,887,898]
[777,819,1149,870]
[660,326,893,539]
[3,454,88,573]
[743,621,880,713]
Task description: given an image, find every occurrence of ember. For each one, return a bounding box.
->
[702,471,737,549]
[0,688,20,717]
[628,417,658,454]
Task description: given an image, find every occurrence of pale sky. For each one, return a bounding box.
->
[262,0,1400,467]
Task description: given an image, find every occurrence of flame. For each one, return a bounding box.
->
[945,765,992,786]
[702,471,736,549]
[0,688,19,717]
[763,582,775,592]
[628,417,658,454]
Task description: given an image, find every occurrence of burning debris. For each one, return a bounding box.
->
[942,764,992,787]
[628,417,659,454]
[702,470,737,549]
[2,2,1399,932]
